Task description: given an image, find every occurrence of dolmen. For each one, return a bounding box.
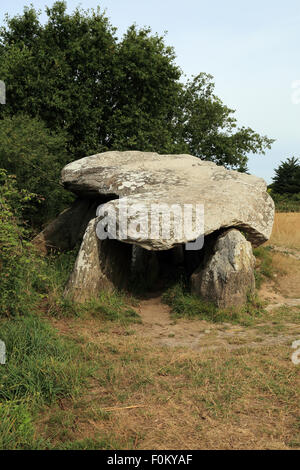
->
[34,151,274,306]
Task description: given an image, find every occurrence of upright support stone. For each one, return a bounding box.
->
[64,218,132,303]
[33,198,99,254]
[191,229,255,308]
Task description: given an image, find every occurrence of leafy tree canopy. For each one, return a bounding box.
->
[0,115,73,225]
[0,1,274,175]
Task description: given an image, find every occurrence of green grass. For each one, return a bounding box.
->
[0,401,43,450]
[0,243,142,450]
[41,250,141,325]
[162,282,264,326]
[79,291,141,325]
[0,315,94,449]
[0,315,92,403]
[253,246,274,288]
[271,192,300,212]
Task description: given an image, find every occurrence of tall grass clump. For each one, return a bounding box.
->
[162,282,263,325]
[0,315,93,449]
[253,246,274,288]
[0,401,41,450]
[80,291,141,325]
[0,315,92,403]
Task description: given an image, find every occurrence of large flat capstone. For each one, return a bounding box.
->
[61,151,274,250]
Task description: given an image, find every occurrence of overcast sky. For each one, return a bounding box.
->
[1,0,300,182]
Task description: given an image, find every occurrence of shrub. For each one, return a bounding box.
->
[269,191,300,212]
[0,169,49,316]
[0,115,73,226]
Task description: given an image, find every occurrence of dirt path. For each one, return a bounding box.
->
[268,245,300,260]
[133,293,300,352]
[133,245,300,351]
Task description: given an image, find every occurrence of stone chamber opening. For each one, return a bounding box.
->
[124,229,226,296]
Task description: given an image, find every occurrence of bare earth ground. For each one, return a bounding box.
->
[40,213,300,450]
[133,293,300,351]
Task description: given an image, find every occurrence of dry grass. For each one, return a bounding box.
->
[30,212,300,450]
[267,213,300,250]
[35,316,300,450]
[270,253,300,298]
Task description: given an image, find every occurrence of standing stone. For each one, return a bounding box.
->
[33,198,100,254]
[191,229,255,308]
[64,218,132,303]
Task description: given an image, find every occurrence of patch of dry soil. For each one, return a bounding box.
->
[133,245,300,351]
[133,293,299,352]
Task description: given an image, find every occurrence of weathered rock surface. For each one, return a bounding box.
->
[61,151,274,250]
[33,198,99,254]
[64,218,132,303]
[0,340,6,365]
[191,229,256,308]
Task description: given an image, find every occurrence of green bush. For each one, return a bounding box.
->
[269,191,300,212]
[0,115,74,225]
[0,169,50,316]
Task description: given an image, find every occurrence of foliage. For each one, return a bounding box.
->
[176,74,274,171]
[104,24,182,154]
[0,2,117,159]
[269,190,300,212]
[0,115,74,225]
[271,157,300,195]
[0,1,273,171]
[0,169,48,316]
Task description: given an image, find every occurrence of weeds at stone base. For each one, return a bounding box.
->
[162,282,264,326]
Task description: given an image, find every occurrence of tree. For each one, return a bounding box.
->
[175,74,274,171]
[271,157,300,194]
[104,25,182,153]
[0,1,273,174]
[0,2,118,158]
[0,115,73,225]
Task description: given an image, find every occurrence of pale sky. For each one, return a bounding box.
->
[1,0,300,182]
